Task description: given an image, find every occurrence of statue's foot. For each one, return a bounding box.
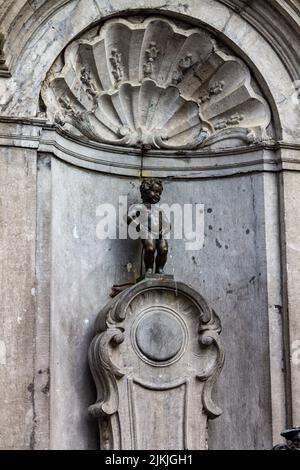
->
[146,268,153,274]
[156,268,164,274]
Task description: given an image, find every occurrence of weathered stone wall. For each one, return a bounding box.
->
[48,159,275,449]
[0,148,37,449]
[0,0,299,450]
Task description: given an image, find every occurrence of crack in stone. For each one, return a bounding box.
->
[27,381,37,450]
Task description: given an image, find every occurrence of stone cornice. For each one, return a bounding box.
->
[0,117,299,178]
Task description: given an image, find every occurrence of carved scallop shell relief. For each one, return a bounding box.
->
[42,16,272,150]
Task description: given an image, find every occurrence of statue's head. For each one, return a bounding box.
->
[140,179,163,204]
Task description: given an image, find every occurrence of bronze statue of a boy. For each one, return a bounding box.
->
[127,179,170,274]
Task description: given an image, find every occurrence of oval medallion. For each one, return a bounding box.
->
[135,311,184,362]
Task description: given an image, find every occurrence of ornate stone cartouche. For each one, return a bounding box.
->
[88,278,225,450]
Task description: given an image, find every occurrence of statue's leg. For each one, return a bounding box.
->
[155,239,168,274]
[142,239,156,273]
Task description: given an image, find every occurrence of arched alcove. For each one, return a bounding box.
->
[0,0,299,142]
[0,0,299,451]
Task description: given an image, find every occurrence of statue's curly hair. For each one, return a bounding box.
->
[140,178,163,195]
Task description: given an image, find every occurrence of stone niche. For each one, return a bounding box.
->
[39,13,276,451]
[88,276,224,450]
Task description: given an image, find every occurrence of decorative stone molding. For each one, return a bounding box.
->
[42,16,271,150]
[2,118,300,178]
[1,0,299,84]
[219,0,300,81]
[88,276,224,450]
[0,33,10,77]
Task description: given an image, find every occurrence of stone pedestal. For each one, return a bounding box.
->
[88,276,224,450]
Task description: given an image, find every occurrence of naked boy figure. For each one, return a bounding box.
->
[127,179,170,274]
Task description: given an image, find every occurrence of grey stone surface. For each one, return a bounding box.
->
[135,310,184,362]
[34,154,52,450]
[46,158,273,449]
[280,171,300,427]
[163,174,274,450]
[263,172,286,444]
[0,148,37,449]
